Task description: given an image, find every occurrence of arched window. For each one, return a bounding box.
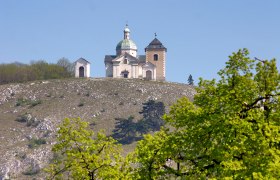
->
[153,54,158,61]
[124,59,128,64]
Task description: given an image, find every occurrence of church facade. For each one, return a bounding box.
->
[104,25,167,81]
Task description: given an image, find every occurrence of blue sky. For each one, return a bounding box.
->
[1,0,279,84]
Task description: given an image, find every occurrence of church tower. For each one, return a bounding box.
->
[116,25,138,57]
[145,35,167,81]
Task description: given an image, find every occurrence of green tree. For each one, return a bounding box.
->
[57,57,75,76]
[139,100,165,131]
[187,74,194,85]
[46,118,129,179]
[134,49,280,179]
[112,116,138,144]
[133,129,177,179]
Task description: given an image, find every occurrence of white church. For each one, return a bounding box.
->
[105,25,167,81]
[75,25,167,81]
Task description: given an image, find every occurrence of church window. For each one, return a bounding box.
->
[124,59,128,64]
[154,54,158,61]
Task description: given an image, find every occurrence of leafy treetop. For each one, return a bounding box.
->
[133,48,280,179]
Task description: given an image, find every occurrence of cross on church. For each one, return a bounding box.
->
[154,32,157,38]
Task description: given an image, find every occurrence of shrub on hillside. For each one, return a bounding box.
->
[28,138,46,149]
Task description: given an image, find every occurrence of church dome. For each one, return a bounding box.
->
[116,39,137,51]
[116,25,138,56]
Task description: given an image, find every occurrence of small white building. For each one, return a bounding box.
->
[74,58,91,78]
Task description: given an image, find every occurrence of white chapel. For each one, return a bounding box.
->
[74,58,91,78]
[104,25,167,81]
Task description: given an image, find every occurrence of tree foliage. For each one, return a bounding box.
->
[112,100,165,144]
[46,118,130,180]
[133,49,280,179]
[112,116,139,144]
[139,100,165,131]
[0,59,74,85]
[57,57,75,76]
[187,74,194,85]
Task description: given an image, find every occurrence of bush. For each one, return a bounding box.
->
[28,138,46,149]
[15,98,28,106]
[15,113,32,123]
[30,99,42,107]
[26,117,40,127]
[85,92,90,97]
[22,166,40,176]
[15,98,42,107]
[16,114,41,127]
[78,99,85,107]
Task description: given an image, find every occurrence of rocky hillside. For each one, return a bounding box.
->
[0,78,195,179]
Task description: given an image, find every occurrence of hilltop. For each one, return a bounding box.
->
[0,78,195,179]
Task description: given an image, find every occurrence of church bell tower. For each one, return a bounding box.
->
[145,34,167,81]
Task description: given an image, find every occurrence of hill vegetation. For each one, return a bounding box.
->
[0,58,74,85]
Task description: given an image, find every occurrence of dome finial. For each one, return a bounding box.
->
[124,24,130,39]
[154,32,157,38]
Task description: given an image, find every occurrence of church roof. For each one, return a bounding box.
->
[104,55,117,63]
[104,53,146,64]
[105,54,146,64]
[75,57,91,64]
[116,39,137,51]
[145,38,167,52]
[137,55,146,63]
[142,61,156,68]
[112,52,139,63]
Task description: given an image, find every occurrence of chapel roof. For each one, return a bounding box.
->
[105,54,146,64]
[75,57,91,64]
[104,55,117,63]
[145,38,167,52]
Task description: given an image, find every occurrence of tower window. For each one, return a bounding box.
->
[153,54,158,61]
[124,59,128,64]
